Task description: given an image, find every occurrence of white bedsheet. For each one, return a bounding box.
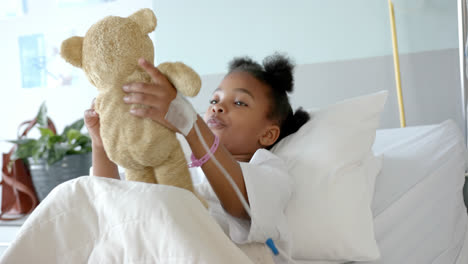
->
[365,120,468,264]
[0,177,256,264]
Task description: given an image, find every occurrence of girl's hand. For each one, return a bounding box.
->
[84,99,103,148]
[123,58,179,133]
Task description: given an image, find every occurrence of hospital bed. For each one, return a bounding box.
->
[0,114,467,264]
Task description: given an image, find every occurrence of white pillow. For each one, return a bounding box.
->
[271,91,388,262]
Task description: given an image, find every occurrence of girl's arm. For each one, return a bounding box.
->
[91,144,120,180]
[84,103,120,180]
[186,116,249,219]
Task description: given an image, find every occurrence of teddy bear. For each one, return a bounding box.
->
[60,8,201,199]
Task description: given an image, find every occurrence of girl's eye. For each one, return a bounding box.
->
[235,101,248,107]
[209,99,218,105]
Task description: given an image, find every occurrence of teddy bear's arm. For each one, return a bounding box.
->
[157,62,201,97]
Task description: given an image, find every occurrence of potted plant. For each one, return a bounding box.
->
[9,102,92,201]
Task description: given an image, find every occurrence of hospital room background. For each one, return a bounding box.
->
[0,0,461,146]
[0,0,465,262]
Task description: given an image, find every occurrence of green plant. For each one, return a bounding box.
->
[9,102,92,165]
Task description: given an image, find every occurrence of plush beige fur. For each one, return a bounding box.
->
[60,9,201,198]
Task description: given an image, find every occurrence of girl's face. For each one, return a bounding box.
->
[204,71,279,158]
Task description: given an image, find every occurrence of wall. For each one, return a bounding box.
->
[153,0,457,74]
[153,0,462,130]
[152,0,461,129]
[195,49,461,130]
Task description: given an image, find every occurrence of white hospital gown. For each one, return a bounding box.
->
[191,149,293,264]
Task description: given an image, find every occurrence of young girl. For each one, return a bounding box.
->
[84,53,310,263]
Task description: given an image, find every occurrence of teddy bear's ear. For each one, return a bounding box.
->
[60,36,84,68]
[129,8,157,35]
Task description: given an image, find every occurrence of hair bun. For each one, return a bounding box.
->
[263,53,295,93]
[228,56,259,71]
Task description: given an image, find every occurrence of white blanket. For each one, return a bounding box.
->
[0,176,265,264]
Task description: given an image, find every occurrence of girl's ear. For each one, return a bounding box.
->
[259,125,280,147]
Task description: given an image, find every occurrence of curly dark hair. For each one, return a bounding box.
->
[227,52,310,149]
